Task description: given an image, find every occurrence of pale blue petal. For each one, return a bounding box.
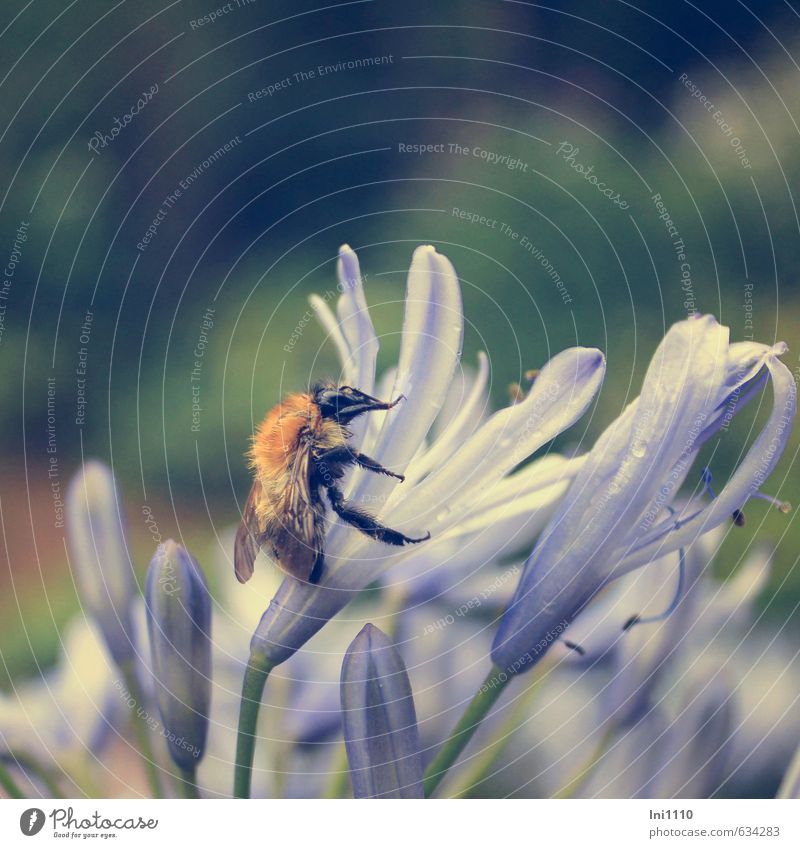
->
[622,352,795,573]
[403,351,490,488]
[335,244,378,397]
[359,246,463,473]
[327,245,463,552]
[385,347,604,529]
[309,293,354,384]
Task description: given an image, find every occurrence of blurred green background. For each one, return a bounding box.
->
[1,0,798,688]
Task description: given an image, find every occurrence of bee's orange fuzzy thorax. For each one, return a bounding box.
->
[249,392,320,474]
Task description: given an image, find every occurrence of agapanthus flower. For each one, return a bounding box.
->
[340,624,423,798]
[248,245,606,670]
[492,315,795,675]
[144,541,212,775]
[470,537,790,799]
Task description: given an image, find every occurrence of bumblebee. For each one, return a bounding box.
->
[235,383,430,584]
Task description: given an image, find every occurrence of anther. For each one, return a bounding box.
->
[508,382,525,405]
[562,639,586,656]
[752,491,792,514]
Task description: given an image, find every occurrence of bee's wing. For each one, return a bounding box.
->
[234,479,264,584]
[272,439,323,582]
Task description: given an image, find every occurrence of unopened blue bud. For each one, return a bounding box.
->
[145,540,212,770]
[340,624,423,798]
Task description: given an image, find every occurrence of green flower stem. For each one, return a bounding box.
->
[449,667,546,798]
[119,660,165,798]
[552,725,616,799]
[177,766,200,799]
[322,743,352,799]
[233,654,274,799]
[0,759,25,798]
[423,665,511,797]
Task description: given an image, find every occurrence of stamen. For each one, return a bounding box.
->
[751,491,792,514]
[622,547,686,631]
[525,368,541,382]
[700,467,787,527]
[701,467,718,499]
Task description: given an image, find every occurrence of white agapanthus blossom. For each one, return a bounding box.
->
[248,244,606,669]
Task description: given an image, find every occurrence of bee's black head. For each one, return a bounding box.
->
[313,383,403,423]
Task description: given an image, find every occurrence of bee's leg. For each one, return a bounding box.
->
[316,447,404,481]
[326,484,430,545]
[350,450,405,482]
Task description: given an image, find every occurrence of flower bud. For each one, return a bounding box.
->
[145,540,212,770]
[340,624,423,798]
